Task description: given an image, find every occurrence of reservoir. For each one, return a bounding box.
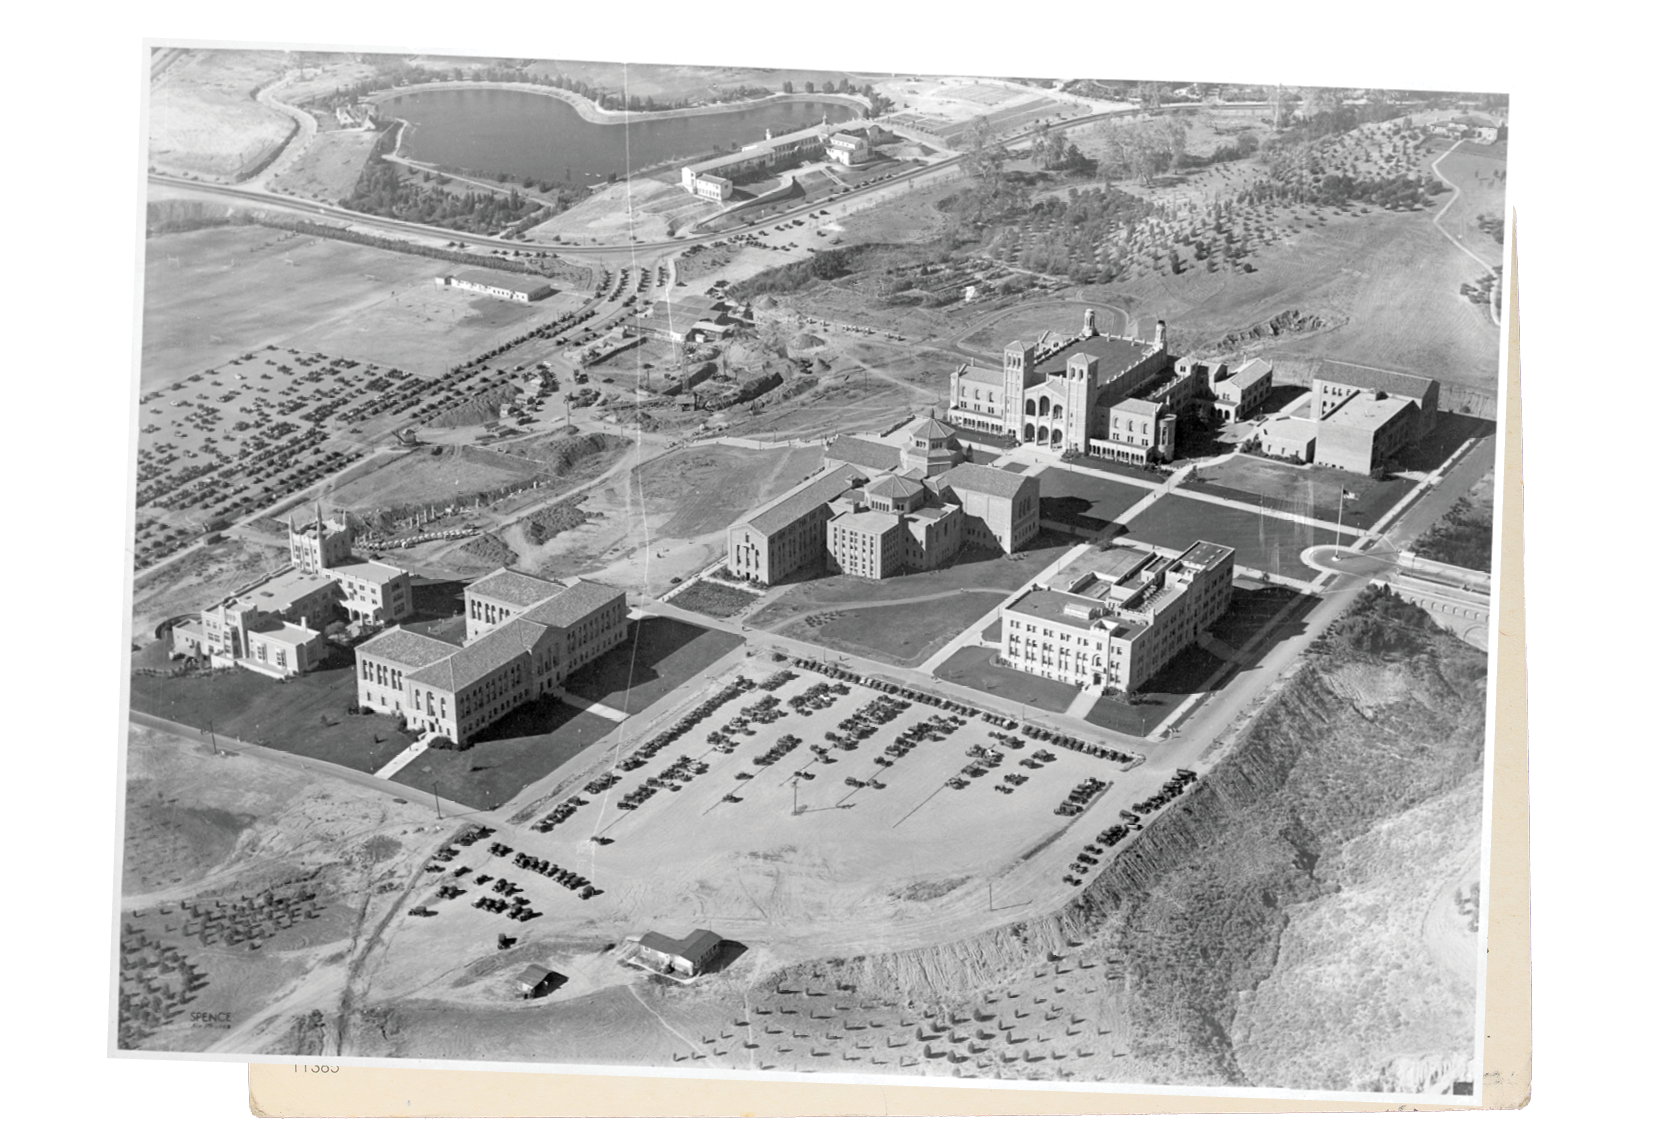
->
[377,87,858,187]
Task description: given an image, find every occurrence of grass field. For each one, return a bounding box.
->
[781,591,1000,667]
[747,537,1076,632]
[1038,467,1150,531]
[398,699,620,810]
[1187,457,1414,530]
[931,646,1079,713]
[270,128,382,202]
[130,655,412,773]
[1084,645,1228,736]
[563,617,743,715]
[1123,494,1326,581]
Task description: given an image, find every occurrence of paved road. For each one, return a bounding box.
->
[147,105,1144,259]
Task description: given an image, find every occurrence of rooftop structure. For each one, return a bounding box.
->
[1000,540,1236,695]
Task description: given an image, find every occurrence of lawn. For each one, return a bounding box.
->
[670,580,758,619]
[1209,581,1307,651]
[1123,493,1328,581]
[1066,454,1165,486]
[561,616,743,715]
[1084,644,1229,736]
[129,652,413,773]
[746,536,1076,631]
[397,698,619,810]
[1187,456,1415,530]
[1394,412,1495,473]
[1037,466,1150,532]
[784,592,998,667]
[931,646,1080,714]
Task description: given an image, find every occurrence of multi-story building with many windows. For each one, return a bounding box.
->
[1000,541,1235,694]
[172,507,413,678]
[948,315,1278,463]
[354,571,628,747]
[726,416,1041,586]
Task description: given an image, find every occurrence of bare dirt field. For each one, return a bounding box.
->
[142,226,448,385]
[522,442,824,590]
[148,50,294,179]
[631,444,825,539]
[117,722,443,1053]
[142,224,581,384]
[530,178,719,244]
[959,296,1134,354]
[131,537,289,636]
[270,127,381,202]
[327,446,540,514]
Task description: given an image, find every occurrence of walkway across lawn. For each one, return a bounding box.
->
[785,592,1003,667]
[1184,456,1414,530]
[1123,493,1327,581]
[399,697,620,810]
[563,616,743,715]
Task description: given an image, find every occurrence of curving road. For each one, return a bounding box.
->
[148,104,1146,260]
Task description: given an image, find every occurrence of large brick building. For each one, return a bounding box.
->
[727,416,1039,586]
[947,312,1274,463]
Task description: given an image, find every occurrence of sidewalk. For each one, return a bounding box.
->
[916,542,1090,676]
[373,730,432,779]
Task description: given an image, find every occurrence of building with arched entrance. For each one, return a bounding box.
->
[947,309,1172,455]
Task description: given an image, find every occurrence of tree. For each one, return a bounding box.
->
[804,80,816,93]
[1036,126,1068,170]
[782,80,794,94]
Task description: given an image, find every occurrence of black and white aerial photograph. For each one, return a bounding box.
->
[115,29,1510,1104]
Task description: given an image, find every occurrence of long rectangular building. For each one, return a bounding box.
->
[727,464,866,585]
[356,570,627,747]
